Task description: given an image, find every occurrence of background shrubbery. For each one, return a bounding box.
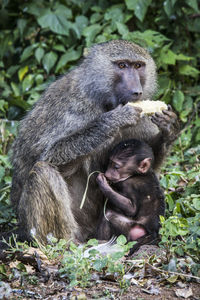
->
[0,0,199,268]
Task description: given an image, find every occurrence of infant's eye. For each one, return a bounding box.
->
[134,62,142,69]
[118,62,127,69]
[114,164,120,170]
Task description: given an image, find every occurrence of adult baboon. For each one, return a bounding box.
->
[11,40,178,243]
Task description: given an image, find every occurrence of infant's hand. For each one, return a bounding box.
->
[96,173,110,190]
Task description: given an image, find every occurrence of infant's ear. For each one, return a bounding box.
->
[138,157,152,174]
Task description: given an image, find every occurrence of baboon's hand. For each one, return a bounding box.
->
[151,105,179,143]
[96,173,111,192]
[106,104,142,129]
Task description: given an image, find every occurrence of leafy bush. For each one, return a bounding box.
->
[0,0,199,268]
[159,142,200,268]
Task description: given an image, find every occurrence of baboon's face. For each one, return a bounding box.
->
[113,60,145,105]
[102,59,146,112]
[84,40,156,112]
[105,154,137,183]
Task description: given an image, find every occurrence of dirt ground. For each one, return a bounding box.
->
[3,278,199,300]
[0,243,199,300]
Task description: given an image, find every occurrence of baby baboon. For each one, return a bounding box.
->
[11,40,178,243]
[96,139,165,252]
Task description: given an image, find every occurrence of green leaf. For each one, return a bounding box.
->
[16,262,27,272]
[179,65,199,78]
[69,242,78,252]
[35,47,44,64]
[11,82,20,97]
[0,165,5,181]
[22,74,34,93]
[83,24,102,45]
[167,275,178,283]
[20,45,35,62]
[93,259,107,271]
[187,0,199,12]
[111,252,125,260]
[7,66,19,77]
[116,235,127,245]
[43,52,58,74]
[54,4,72,19]
[25,3,47,17]
[161,49,177,65]
[166,194,175,211]
[37,9,72,36]
[129,30,170,49]
[35,74,44,85]
[75,15,88,38]
[27,92,41,106]
[0,155,11,168]
[176,54,193,61]
[172,90,184,112]
[17,19,27,36]
[56,47,82,72]
[160,90,171,104]
[125,0,152,22]
[0,264,7,275]
[183,95,193,112]
[168,258,177,272]
[18,66,29,82]
[90,13,102,24]
[163,0,173,17]
[53,45,66,52]
[104,6,124,23]
[87,239,98,246]
[193,198,200,210]
[0,100,8,113]
[180,110,189,122]
[116,22,129,36]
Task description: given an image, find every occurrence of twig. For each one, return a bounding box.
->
[0,185,11,193]
[189,13,200,18]
[146,263,200,281]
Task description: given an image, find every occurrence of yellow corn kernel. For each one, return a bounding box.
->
[128,100,168,115]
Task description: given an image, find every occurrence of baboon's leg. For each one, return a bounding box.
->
[97,214,113,240]
[18,161,78,244]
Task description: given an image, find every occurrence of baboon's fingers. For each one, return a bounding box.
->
[154,111,176,124]
[151,116,171,133]
[167,104,172,111]
[162,109,178,121]
[151,114,170,124]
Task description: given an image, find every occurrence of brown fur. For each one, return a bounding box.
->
[96,139,165,253]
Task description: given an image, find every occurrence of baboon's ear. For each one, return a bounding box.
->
[138,158,152,174]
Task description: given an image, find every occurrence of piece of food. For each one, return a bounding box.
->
[128,100,168,115]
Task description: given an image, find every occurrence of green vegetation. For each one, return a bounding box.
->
[0,0,199,292]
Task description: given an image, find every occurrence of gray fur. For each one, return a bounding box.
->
[11,40,170,243]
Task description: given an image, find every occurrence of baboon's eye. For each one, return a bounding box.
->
[113,164,121,170]
[134,62,142,69]
[118,62,127,69]
[111,161,121,169]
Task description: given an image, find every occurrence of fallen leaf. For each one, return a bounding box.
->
[167,275,178,283]
[175,288,193,298]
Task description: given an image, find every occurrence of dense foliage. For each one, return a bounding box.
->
[0,0,199,280]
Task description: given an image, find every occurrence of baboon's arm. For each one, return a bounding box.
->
[96,173,137,217]
[40,105,141,165]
